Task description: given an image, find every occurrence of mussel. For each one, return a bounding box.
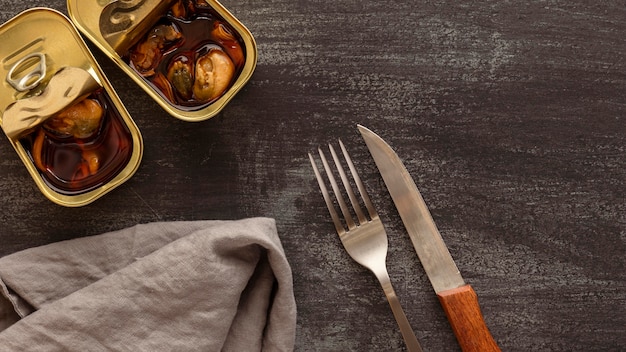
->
[211,21,244,69]
[196,0,209,6]
[167,56,194,100]
[77,150,101,179]
[152,72,176,102]
[193,48,235,102]
[171,0,189,18]
[33,97,105,175]
[126,0,245,107]
[31,129,46,171]
[130,24,182,76]
[171,0,209,18]
[44,98,104,139]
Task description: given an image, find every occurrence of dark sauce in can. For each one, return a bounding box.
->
[122,0,246,111]
[19,88,134,195]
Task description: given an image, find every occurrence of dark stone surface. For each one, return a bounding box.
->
[0,1,624,351]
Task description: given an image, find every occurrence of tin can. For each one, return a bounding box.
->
[68,0,258,122]
[0,8,143,207]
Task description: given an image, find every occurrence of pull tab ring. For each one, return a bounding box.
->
[6,52,47,92]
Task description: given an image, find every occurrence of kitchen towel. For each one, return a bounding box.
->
[0,217,296,351]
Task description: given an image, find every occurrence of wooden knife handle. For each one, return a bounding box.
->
[437,284,500,352]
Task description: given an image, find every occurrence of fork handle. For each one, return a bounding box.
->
[379,279,423,352]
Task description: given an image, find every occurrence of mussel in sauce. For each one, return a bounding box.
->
[44,98,104,139]
[25,90,134,194]
[171,0,211,17]
[123,0,246,109]
[32,97,105,176]
[211,21,244,68]
[130,24,182,76]
[167,56,194,100]
[193,49,235,102]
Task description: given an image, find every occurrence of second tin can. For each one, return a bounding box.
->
[67,0,258,122]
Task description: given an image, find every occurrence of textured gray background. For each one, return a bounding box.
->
[1,0,625,351]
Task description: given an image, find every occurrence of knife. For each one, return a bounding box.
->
[358,124,500,352]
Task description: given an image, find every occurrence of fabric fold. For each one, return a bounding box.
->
[0,218,296,351]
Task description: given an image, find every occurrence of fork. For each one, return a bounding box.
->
[309,140,423,352]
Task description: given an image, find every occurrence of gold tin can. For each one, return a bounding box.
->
[67,0,258,122]
[0,8,143,207]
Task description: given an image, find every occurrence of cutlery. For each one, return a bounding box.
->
[358,125,501,352]
[309,140,423,352]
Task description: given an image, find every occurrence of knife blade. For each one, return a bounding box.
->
[358,124,500,352]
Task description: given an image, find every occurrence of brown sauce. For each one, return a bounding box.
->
[20,89,134,195]
[123,1,246,110]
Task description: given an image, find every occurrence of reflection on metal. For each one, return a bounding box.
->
[99,0,176,54]
[6,52,47,92]
[3,67,100,140]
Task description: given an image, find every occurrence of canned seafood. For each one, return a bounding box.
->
[68,0,258,121]
[0,8,143,207]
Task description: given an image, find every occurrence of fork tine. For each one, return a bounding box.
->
[339,139,378,219]
[318,147,357,230]
[309,153,345,235]
[329,142,368,225]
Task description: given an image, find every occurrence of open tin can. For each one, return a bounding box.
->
[67,0,258,121]
[0,8,143,207]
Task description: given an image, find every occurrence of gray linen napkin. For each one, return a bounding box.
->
[0,218,296,351]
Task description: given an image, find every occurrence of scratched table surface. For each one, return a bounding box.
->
[1,1,624,351]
